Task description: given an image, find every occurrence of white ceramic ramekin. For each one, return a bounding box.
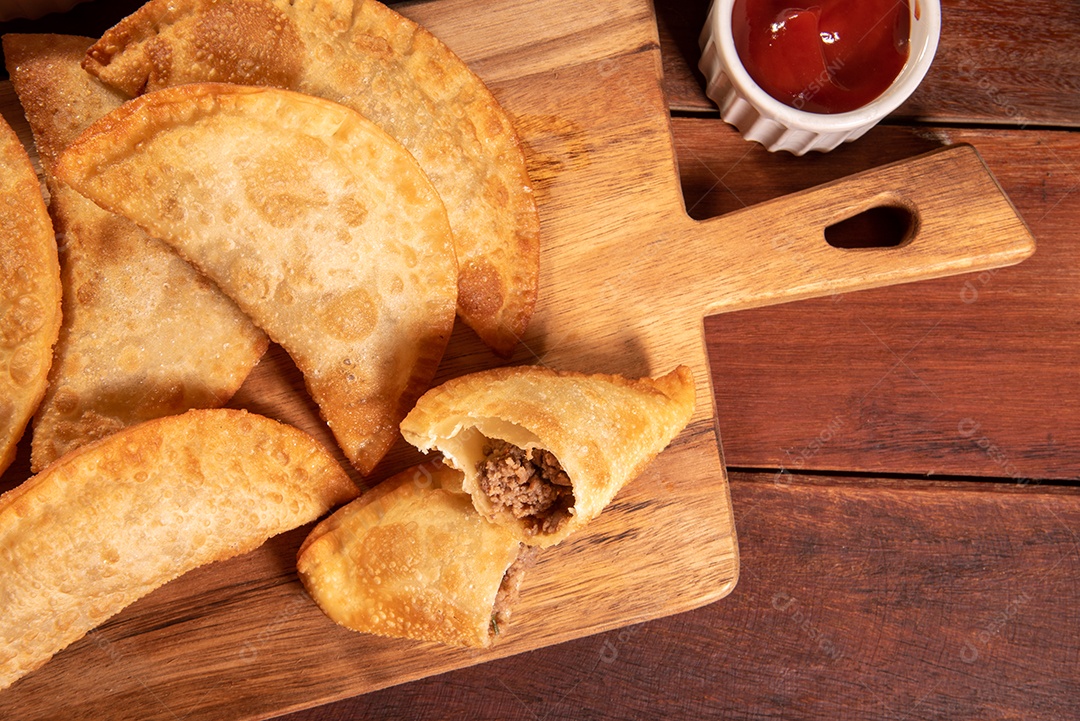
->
[698,0,941,155]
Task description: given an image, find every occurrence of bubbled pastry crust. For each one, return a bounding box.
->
[3,34,269,472]
[298,462,522,648]
[400,365,696,547]
[84,0,540,356]
[54,83,458,475]
[0,113,61,476]
[0,408,357,691]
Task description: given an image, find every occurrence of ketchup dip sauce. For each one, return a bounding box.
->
[732,0,912,114]
[698,0,939,154]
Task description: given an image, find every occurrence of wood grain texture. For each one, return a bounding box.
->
[654,0,1080,127]
[8,0,1080,127]
[0,0,1065,718]
[674,119,1080,479]
[0,1,742,716]
[281,471,1080,721]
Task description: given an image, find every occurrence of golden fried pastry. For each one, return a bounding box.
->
[3,34,269,471]
[0,408,357,691]
[83,0,540,355]
[0,109,61,476]
[55,83,458,475]
[400,365,696,547]
[298,461,535,647]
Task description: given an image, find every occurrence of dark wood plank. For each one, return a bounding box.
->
[0,2,751,716]
[899,0,1080,127]
[654,0,711,114]
[280,470,1080,720]
[4,0,1079,126]
[0,3,1073,720]
[670,118,1080,480]
[655,0,1080,128]
[0,0,143,42]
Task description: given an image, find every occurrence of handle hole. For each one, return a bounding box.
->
[825,205,915,249]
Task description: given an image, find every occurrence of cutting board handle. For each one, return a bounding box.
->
[676,144,1036,315]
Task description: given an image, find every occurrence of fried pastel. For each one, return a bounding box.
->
[83,0,540,355]
[298,461,532,648]
[0,408,356,691]
[400,365,695,547]
[3,34,269,471]
[0,111,61,476]
[55,83,458,475]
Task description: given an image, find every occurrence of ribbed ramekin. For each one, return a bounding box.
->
[698,0,941,155]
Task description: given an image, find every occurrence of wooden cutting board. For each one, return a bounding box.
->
[0,0,1034,717]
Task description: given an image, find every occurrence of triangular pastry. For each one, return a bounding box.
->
[400,365,696,547]
[298,461,534,648]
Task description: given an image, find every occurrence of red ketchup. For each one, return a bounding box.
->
[732,0,911,113]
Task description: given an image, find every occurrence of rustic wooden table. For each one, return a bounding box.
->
[3,0,1077,718]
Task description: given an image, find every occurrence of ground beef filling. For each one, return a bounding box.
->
[491,546,540,633]
[477,439,574,535]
